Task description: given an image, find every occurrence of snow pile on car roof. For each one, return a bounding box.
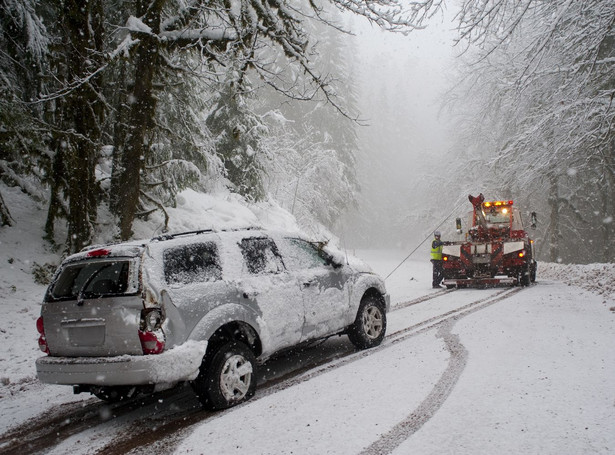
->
[131,189,302,239]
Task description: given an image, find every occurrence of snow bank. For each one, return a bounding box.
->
[538,262,615,304]
[0,184,58,393]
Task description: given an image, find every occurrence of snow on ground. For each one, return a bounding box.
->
[176,326,451,455]
[394,282,614,455]
[1,184,614,454]
[0,185,58,392]
[172,252,615,454]
[174,281,615,455]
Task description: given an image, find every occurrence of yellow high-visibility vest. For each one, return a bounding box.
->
[430,240,443,260]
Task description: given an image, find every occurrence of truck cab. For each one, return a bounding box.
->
[442,194,537,288]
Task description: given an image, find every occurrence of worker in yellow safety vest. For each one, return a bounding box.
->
[431,231,445,288]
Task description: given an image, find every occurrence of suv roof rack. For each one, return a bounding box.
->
[151,226,263,243]
[151,229,214,242]
[78,227,267,251]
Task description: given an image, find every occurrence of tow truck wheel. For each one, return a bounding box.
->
[530,262,537,282]
[520,265,531,286]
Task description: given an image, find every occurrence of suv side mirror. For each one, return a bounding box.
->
[322,251,343,269]
[328,259,343,269]
[530,212,537,229]
[312,240,343,268]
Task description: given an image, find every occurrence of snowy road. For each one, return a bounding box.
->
[1,253,614,454]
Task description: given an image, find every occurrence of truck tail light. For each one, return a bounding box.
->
[36,316,49,354]
[139,309,165,354]
[443,255,449,261]
[518,251,525,258]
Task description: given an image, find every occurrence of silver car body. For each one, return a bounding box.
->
[36,229,389,389]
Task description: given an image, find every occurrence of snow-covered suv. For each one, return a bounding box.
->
[35,228,389,409]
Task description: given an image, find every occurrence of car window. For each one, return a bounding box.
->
[239,237,285,274]
[282,238,328,270]
[51,260,130,299]
[164,242,222,284]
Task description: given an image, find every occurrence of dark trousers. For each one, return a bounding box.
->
[431,259,443,287]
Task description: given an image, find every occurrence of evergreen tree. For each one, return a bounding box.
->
[441,0,615,262]
[0,0,50,224]
[47,0,106,252]
[1,0,422,248]
[206,68,268,202]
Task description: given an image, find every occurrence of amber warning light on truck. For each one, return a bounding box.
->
[483,200,514,207]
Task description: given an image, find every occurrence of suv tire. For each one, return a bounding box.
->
[192,341,257,410]
[348,295,386,349]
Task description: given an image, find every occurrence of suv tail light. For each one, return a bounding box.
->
[139,309,165,354]
[36,316,49,354]
[86,248,111,258]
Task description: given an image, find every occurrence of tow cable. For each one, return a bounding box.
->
[384,202,463,281]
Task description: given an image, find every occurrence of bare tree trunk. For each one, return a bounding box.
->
[45,0,105,253]
[115,0,163,240]
[548,173,562,262]
[601,139,615,262]
[0,190,13,226]
[64,0,105,252]
[44,134,67,243]
[109,66,130,217]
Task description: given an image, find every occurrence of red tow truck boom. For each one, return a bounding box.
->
[441,194,537,288]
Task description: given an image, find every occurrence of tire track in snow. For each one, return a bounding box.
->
[97,288,522,455]
[358,320,467,455]
[89,289,478,455]
[391,288,455,311]
[359,287,523,455]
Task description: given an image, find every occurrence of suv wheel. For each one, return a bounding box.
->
[192,340,257,410]
[348,295,386,349]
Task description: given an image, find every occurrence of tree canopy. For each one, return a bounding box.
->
[436,0,615,262]
[0,0,419,252]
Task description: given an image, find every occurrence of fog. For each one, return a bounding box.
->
[339,11,460,250]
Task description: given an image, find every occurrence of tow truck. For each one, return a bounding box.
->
[441,194,537,288]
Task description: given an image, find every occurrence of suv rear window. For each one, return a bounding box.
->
[163,242,222,284]
[50,260,131,300]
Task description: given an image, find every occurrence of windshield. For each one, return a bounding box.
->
[482,204,512,224]
[49,260,132,300]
